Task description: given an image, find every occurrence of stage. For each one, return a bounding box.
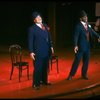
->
[0,45,100,99]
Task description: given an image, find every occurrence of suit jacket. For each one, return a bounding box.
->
[73,22,100,51]
[28,23,53,57]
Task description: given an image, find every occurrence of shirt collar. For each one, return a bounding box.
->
[36,23,42,28]
[81,21,86,26]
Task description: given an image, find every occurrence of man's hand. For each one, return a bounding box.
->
[51,47,54,55]
[98,37,100,42]
[30,53,35,60]
[74,46,78,53]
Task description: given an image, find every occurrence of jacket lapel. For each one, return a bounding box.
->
[35,25,49,43]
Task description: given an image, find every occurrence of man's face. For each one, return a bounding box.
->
[80,15,88,23]
[34,15,42,24]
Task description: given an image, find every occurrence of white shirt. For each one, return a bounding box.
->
[81,21,91,28]
[81,21,87,29]
[36,23,42,29]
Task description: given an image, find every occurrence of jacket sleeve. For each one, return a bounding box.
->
[48,32,53,48]
[73,25,80,47]
[28,27,35,53]
[89,27,100,38]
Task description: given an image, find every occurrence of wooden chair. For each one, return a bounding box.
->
[49,54,59,73]
[9,44,29,82]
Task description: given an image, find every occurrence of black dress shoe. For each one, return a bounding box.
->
[33,85,40,90]
[82,76,88,80]
[67,76,72,80]
[42,82,51,86]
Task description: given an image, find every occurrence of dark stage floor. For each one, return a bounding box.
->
[0,45,100,99]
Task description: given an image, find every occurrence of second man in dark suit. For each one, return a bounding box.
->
[67,10,100,80]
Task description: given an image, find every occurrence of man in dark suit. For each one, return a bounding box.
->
[28,11,54,90]
[67,10,100,80]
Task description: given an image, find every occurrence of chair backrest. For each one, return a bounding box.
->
[9,44,22,64]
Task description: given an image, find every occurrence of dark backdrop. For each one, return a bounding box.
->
[0,1,96,49]
[56,1,95,47]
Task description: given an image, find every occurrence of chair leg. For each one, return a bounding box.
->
[21,67,22,77]
[19,66,21,82]
[51,59,52,70]
[27,65,29,80]
[56,59,59,73]
[47,64,50,74]
[10,66,14,80]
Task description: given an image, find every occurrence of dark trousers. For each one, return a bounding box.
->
[33,56,49,86]
[69,50,90,77]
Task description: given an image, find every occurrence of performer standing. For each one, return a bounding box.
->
[67,10,100,80]
[28,11,54,90]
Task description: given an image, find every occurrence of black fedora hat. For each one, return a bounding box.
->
[32,11,41,20]
[79,10,87,18]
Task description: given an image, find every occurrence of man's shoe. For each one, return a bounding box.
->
[42,82,51,86]
[82,76,88,80]
[67,76,72,80]
[33,85,40,90]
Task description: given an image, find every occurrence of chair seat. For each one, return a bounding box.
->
[13,62,29,66]
[51,55,58,59]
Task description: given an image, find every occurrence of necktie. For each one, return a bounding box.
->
[40,23,45,30]
[85,23,89,41]
[85,23,88,30]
